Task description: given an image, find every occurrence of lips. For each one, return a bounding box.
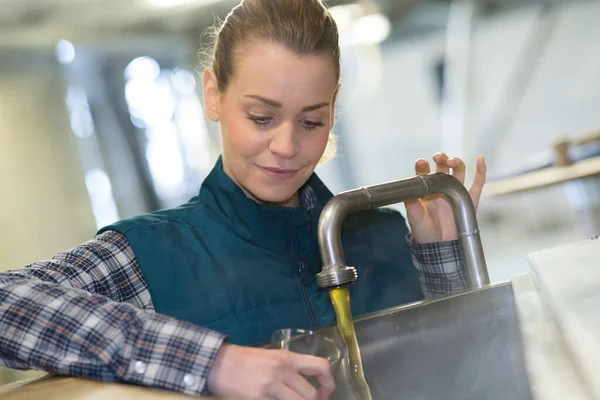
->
[257,165,300,180]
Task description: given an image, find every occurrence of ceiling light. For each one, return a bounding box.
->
[125,56,161,81]
[351,13,391,45]
[329,4,391,47]
[55,40,75,64]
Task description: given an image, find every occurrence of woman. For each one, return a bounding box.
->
[0,0,486,399]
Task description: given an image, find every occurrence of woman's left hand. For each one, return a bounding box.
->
[405,153,487,244]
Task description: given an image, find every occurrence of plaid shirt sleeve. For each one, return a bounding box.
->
[0,230,225,396]
[406,233,468,299]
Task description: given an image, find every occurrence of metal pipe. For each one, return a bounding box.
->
[316,173,489,290]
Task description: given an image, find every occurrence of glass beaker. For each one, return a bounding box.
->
[270,328,343,387]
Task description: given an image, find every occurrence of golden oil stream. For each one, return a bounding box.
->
[329,287,373,400]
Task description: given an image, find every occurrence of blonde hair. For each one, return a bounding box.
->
[203,0,341,163]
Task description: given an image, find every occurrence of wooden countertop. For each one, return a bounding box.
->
[0,374,219,400]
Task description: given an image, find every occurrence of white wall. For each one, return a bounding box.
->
[0,55,96,272]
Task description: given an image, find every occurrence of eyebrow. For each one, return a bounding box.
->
[244,95,330,112]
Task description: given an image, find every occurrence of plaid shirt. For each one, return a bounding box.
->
[0,190,466,396]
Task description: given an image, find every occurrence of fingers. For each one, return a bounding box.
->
[468,156,487,210]
[448,156,466,185]
[292,354,335,398]
[417,153,484,194]
[432,152,450,174]
[417,153,466,184]
[267,381,305,400]
[278,361,319,400]
[475,155,487,184]
[208,345,332,400]
[414,158,431,175]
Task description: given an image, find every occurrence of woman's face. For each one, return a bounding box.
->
[203,40,338,207]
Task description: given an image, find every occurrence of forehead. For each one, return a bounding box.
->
[228,40,338,100]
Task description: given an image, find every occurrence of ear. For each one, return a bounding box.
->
[202,68,221,122]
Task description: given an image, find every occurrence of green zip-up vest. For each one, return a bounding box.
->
[100,158,423,346]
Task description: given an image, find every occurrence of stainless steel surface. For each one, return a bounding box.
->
[316,173,489,289]
[314,266,358,289]
[319,283,531,400]
[528,238,600,399]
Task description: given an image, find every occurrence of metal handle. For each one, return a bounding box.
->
[316,173,490,290]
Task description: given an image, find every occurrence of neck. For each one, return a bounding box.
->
[267,193,300,208]
[241,186,300,208]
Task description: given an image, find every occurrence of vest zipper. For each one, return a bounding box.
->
[298,261,318,328]
[293,227,318,329]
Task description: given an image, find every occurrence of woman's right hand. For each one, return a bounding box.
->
[207,343,335,400]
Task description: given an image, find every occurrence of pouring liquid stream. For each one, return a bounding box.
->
[329,287,373,400]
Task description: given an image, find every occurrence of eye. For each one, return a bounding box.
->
[301,120,325,131]
[247,115,272,126]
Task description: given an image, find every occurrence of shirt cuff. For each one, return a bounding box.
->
[123,313,226,396]
[406,233,467,298]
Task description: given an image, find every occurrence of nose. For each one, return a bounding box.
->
[269,123,299,159]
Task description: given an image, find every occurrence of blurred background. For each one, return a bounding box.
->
[2,0,600,385]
